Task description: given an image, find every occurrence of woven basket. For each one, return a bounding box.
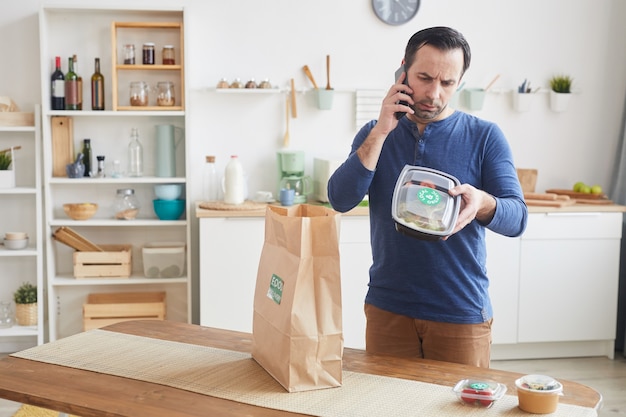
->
[15,303,37,326]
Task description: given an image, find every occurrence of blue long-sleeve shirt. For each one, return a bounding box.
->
[328,111,527,324]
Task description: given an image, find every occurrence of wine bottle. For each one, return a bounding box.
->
[50,56,65,110]
[72,55,83,110]
[91,57,105,110]
[65,57,79,110]
[82,139,92,177]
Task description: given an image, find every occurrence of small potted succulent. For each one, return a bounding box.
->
[548,75,573,112]
[13,282,37,326]
[0,146,16,188]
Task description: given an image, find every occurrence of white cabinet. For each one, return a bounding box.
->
[199,213,371,349]
[518,213,621,342]
[40,6,191,342]
[486,230,521,345]
[199,209,624,359]
[491,211,623,360]
[0,107,44,352]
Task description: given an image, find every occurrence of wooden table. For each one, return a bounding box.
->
[0,320,602,417]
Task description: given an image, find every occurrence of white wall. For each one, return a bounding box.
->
[2,0,626,322]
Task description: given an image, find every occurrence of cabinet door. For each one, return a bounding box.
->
[338,216,371,350]
[518,213,622,342]
[199,215,372,349]
[199,217,264,333]
[486,230,520,344]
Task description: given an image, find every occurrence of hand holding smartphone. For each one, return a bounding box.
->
[394,65,410,120]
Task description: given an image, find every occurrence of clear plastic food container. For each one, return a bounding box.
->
[452,379,507,408]
[391,165,461,240]
[515,374,563,414]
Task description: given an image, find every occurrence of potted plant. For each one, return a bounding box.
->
[13,282,37,326]
[0,146,16,188]
[548,75,573,112]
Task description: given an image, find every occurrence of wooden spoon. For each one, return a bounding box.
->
[0,145,22,154]
[283,95,290,147]
[302,65,318,89]
[326,54,331,90]
[483,74,500,92]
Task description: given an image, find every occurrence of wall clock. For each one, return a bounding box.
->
[372,0,421,26]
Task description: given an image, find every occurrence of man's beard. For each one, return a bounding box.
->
[412,100,445,120]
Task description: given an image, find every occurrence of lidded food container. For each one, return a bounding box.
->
[114,188,140,220]
[130,81,149,106]
[452,379,507,408]
[515,374,563,414]
[391,165,461,240]
[156,81,175,106]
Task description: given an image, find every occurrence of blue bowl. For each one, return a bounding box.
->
[153,199,185,220]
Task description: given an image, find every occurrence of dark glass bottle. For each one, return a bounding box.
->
[82,139,92,177]
[73,54,82,110]
[65,57,79,110]
[50,56,65,110]
[91,58,105,110]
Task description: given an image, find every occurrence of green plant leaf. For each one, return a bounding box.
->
[13,282,37,304]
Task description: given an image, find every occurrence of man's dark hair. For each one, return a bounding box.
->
[404,26,471,77]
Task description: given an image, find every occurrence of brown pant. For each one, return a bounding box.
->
[364,303,493,368]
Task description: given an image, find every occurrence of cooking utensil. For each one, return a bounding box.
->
[516,168,538,193]
[290,78,297,118]
[0,145,21,154]
[302,65,318,89]
[283,95,290,147]
[524,199,576,208]
[545,189,609,200]
[483,74,500,92]
[53,226,103,252]
[66,152,85,178]
[523,192,558,201]
[326,54,331,90]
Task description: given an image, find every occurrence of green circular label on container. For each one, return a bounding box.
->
[418,188,441,206]
[469,382,490,391]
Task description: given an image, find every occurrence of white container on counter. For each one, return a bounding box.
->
[223,155,246,205]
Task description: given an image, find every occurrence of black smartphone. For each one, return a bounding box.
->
[394,65,410,119]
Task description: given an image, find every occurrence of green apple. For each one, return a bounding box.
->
[573,181,586,192]
[590,185,603,195]
[580,184,592,194]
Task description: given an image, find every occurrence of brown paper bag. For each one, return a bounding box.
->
[252,204,343,392]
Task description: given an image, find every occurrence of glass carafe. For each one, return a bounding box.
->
[0,301,14,329]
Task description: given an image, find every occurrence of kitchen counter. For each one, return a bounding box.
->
[196,201,626,218]
[195,201,369,217]
[198,201,625,358]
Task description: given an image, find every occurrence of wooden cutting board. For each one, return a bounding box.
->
[545,189,608,200]
[525,198,576,207]
[517,168,538,193]
[199,200,267,211]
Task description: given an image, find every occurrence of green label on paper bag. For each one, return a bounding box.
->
[267,274,284,305]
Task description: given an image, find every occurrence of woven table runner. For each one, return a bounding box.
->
[11,330,597,417]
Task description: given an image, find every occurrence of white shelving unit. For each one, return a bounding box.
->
[39,5,190,342]
[0,106,44,352]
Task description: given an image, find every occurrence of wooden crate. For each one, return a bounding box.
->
[83,291,166,331]
[73,244,132,278]
[0,112,34,127]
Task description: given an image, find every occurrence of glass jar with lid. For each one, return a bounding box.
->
[142,42,155,65]
[113,188,140,220]
[123,44,135,64]
[156,81,175,106]
[130,81,149,106]
[162,45,175,65]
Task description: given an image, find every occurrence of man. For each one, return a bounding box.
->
[327,26,527,368]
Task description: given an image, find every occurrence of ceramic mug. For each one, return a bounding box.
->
[280,188,295,206]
